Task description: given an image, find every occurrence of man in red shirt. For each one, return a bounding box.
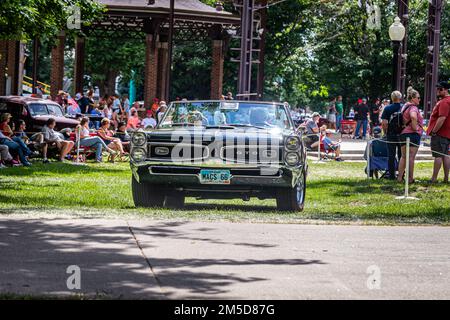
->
[427,81,450,183]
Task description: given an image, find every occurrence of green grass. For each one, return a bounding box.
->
[0,160,449,225]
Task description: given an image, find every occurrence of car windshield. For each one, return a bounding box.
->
[28,103,64,117]
[159,101,292,129]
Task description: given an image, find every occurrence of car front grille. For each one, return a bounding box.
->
[220,145,282,164]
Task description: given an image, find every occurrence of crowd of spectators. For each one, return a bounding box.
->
[0,91,169,168]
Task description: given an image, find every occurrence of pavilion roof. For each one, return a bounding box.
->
[98,0,239,24]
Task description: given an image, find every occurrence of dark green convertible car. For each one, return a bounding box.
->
[130,100,307,211]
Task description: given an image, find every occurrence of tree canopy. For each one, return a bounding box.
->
[0,0,104,40]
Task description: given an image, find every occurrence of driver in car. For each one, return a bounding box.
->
[249,108,272,127]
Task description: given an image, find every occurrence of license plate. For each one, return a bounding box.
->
[199,169,231,184]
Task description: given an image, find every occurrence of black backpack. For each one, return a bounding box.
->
[388,104,411,135]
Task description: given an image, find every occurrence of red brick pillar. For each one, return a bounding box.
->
[73,36,85,95]
[0,40,8,96]
[157,42,169,101]
[144,34,159,107]
[211,40,224,100]
[7,40,20,95]
[50,33,66,98]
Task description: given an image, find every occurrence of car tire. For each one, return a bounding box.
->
[276,169,306,212]
[164,192,185,209]
[131,175,164,207]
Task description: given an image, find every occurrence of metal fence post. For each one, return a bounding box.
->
[405,137,410,198]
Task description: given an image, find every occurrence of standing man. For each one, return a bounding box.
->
[354,98,369,139]
[335,96,344,133]
[381,91,403,180]
[369,98,381,136]
[327,97,337,130]
[427,81,450,183]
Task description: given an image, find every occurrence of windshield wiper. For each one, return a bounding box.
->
[231,124,269,130]
[170,123,198,127]
[205,125,236,129]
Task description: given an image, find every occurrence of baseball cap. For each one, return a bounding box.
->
[312,112,320,118]
[436,80,450,89]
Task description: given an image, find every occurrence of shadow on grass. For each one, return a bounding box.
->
[0,162,128,177]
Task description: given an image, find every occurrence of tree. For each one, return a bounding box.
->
[0,0,104,40]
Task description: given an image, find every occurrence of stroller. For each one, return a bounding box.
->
[364,138,397,179]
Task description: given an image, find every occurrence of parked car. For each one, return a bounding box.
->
[0,96,79,133]
[130,100,308,211]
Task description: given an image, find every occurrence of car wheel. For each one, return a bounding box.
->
[276,170,306,212]
[164,192,185,209]
[131,175,164,208]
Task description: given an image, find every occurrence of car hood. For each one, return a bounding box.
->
[33,115,79,126]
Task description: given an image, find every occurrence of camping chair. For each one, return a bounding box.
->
[319,135,336,160]
[364,139,396,179]
[70,131,98,163]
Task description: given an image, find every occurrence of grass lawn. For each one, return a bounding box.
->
[0,160,448,225]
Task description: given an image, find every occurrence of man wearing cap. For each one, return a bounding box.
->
[427,80,450,183]
[381,91,403,180]
[304,112,321,150]
[322,129,344,161]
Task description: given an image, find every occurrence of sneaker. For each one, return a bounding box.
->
[0,163,6,169]
[335,157,344,162]
[43,159,50,164]
[5,159,21,167]
[23,161,32,167]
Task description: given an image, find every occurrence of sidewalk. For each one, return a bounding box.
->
[1,218,449,299]
[307,134,433,161]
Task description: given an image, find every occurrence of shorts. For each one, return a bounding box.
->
[430,135,450,158]
[304,134,319,148]
[399,132,421,147]
[327,144,339,151]
[328,114,336,123]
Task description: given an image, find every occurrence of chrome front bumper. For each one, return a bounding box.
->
[131,160,304,189]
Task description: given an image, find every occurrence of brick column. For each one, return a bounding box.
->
[50,33,66,98]
[144,34,159,107]
[73,36,85,95]
[211,40,224,100]
[157,42,169,101]
[7,40,20,95]
[0,40,8,95]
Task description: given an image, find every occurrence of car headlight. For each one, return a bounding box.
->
[132,132,146,146]
[131,148,146,162]
[285,136,300,150]
[285,152,300,166]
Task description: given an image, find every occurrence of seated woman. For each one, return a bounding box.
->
[0,113,32,158]
[97,118,127,162]
[76,117,117,163]
[0,131,31,166]
[126,109,141,130]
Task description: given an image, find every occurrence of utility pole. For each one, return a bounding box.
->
[256,0,267,100]
[166,0,175,102]
[232,0,262,100]
[397,0,409,95]
[423,0,444,119]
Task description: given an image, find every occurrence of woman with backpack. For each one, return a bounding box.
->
[397,87,424,184]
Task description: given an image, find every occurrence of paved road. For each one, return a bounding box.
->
[0,218,449,299]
